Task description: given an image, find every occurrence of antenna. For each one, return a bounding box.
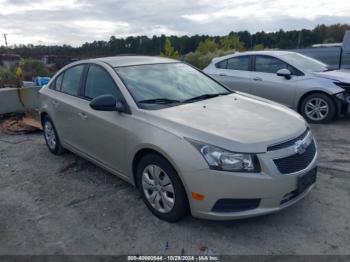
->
[2,33,8,47]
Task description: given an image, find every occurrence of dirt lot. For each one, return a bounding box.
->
[0,117,349,255]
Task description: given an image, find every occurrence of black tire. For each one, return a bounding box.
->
[300,93,336,124]
[42,115,65,155]
[136,153,189,222]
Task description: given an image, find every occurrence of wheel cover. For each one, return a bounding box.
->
[44,121,56,150]
[142,164,175,213]
[305,97,329,121]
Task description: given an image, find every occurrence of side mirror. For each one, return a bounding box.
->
[276,68,292,80]
[90,94,126,112]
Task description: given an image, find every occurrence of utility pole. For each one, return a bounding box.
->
[2,33,8,47]
[297,31,302,49]
[250,34,253,49]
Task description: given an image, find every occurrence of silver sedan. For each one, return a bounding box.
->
[204,51,350,123]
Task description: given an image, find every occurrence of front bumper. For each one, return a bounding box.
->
[185,137,318,220]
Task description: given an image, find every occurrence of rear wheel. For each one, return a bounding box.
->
[43,116,65,155]
[300,93,336,123]
[136,154,189,222]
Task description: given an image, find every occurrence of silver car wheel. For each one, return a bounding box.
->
[142,164,175,213]
[305,97,329,121]
[44,121,56,150]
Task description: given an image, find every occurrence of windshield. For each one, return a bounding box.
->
[115,63,231,109]
[281,53,329,72]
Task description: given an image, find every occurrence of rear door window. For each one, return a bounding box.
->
[60,65,84,96]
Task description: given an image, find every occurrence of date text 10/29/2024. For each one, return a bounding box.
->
[127,255,220,261]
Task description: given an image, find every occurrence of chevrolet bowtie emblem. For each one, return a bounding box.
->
[294,140,307,154]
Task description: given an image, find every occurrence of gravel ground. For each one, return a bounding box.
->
[0,116,349,255]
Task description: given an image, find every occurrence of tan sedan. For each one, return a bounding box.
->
[39,56,318,222]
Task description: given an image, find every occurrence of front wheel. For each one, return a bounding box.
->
[300,93,336,123]
[136,154,189,222]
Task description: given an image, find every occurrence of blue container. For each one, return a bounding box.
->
[35,77,51,86]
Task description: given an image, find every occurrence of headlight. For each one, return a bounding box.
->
[334,81,350,90]
[186,139,260,172]
[335,92,346,101]
[335,92,350,103]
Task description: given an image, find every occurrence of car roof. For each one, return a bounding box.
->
[214,50,297,61]
[85,55,178,67]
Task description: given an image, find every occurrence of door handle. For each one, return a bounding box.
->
[253,77,263,81]
[78,112,88,120]
[219,73,227,76]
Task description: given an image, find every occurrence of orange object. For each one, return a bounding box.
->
[191,192,205,201]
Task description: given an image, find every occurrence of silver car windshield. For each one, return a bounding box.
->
[281,53,329,72]
[115,63,230,108]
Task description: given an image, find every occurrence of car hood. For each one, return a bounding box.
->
[312,69,350,83]
[144,93,307,153]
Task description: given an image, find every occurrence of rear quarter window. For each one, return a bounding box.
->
[51,73,63,90]
[215,60,227,69]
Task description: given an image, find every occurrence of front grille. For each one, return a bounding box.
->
[274,141,316,174]
[267,128,309,151]
[212,199,261,213]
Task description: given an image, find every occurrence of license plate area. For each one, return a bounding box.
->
[297,167,317,194]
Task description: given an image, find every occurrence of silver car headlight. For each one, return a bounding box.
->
[335,92,350,104]
[186,139,260,172]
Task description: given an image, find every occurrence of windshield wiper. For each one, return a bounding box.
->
[138,93,230,105]
[138,98,181,104]
[183,93,230,103]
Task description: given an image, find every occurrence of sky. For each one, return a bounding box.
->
[0,0,349,46]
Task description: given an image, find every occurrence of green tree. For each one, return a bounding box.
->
[0,66,19,88]
[220,36,245,51]
[19,59,49,81]
[253,44,265,50]
[197,39,218,54]
[160,38,179,59]
[185,49,235,69]
[1,23,350,64]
